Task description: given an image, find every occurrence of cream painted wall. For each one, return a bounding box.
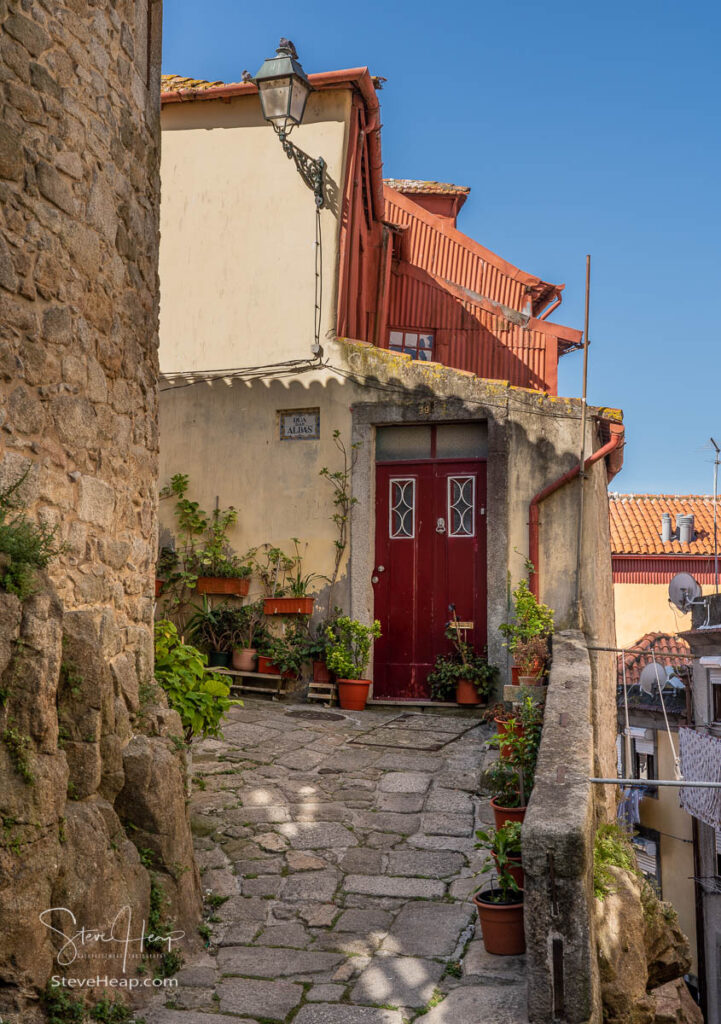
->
[636,730,697,973]
[159,89,351,373]
[614,582,714,649]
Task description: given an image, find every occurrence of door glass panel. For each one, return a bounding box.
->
[436,423,488,459]
[377,426,431,461]
[448,476,475,537]
[390,478,415,538]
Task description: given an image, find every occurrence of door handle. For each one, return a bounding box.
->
[436,518,446,534]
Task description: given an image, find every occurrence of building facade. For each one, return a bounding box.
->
[158,62,622,707]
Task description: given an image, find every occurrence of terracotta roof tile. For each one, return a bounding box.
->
[609,494,716,555]
[617,631,691,695]
[384,178,471,196]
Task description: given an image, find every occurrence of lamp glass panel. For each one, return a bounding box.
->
[258,77,292,121]
[289,77,311,124]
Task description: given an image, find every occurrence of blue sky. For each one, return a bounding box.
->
[163,0,721,494]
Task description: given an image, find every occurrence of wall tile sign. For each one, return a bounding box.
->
[279,408,321,441]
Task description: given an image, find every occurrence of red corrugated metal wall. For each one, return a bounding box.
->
[383,192,559,393]
[613,556,719,584]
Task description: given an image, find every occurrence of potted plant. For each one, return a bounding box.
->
[259,626,307,681]
[227,601,267,672]
[486,696,543,826]
[427,625,498,706]
[472,826,525,955]
[186,598,234,668]
[500,574,553,683]
[513,635,549,685]
[256,541,324,616]
[485,759,528,828]
[302,619,336,683]
[475,821,524,890]
[325,616,381,710]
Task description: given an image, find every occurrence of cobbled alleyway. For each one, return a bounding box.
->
[140,700,528,1024]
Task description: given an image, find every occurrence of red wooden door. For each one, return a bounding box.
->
[373,459,487,699]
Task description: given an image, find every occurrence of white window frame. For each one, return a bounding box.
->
[389,477,416,540]
[447,475,476,538]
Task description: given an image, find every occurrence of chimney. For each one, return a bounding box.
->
[675,513,685,533]
[679,514,695,545]
[661,513,672,543]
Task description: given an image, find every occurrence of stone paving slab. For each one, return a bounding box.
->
[134,701,523,1024]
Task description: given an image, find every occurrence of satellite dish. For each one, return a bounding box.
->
[669,572,702,613]
[639,661,667,695]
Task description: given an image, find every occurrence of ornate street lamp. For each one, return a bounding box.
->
[253,39,325,208]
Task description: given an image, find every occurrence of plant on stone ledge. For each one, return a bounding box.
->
[319,429,361,614]
[427,624,499,702]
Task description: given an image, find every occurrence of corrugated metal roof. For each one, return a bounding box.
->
[384,179,471,196]
[384,185,563,318]
[610,494,717,555]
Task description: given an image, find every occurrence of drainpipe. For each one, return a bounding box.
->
[528,422,624,601]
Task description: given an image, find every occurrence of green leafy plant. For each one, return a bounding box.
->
[262,624,309,679]
[253,544,297,597]
[427,623,499,702]
[499,574,554,656]
[154,620,240,742]
[319,430,361,614]
[593,823,639,900]
[186,597,234,653]
[487,711,541,807]
[89,995,142,1023]
[0,470,62,600]
[3,722,33,783]
[227,600,268,651]
[286,538,327,597]
[42,983,85,1024]
[474,821,522,903]
[325,616,381,680]
[513,634,550,678]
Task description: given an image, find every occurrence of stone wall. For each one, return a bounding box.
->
[0,2,200,1018]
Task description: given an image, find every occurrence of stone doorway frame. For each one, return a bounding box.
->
[349,397,510,694]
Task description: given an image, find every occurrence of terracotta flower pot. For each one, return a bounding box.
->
[473,889,525,955]
[455,678,482,706]
[490,796,527,829]
[207,650,231,668]
[313,660,331,684]
[257,655,281,675]
[337,678,371,711]
[263,597,315,616]
[232,648,257,672]
[196,577,250,597]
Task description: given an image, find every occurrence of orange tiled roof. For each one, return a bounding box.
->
[609,494,716,555]
[162,74,227,92]
[617,632,691,688]
[384,179,470,196]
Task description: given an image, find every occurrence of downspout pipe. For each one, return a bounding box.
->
[528,422,624,600]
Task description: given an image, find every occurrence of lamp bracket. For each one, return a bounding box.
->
[281,138,325,208]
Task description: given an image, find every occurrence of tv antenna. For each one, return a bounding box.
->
[668,572,702,614]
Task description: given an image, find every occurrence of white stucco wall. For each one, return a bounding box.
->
[159,89,351,373]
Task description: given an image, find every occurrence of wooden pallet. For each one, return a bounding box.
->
[307,680,337,705]
[206,667,289,698]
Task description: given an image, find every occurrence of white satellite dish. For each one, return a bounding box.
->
[668,572,702,613]
[639,661,667,695]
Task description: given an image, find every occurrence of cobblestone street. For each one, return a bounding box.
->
[141,699,528,1024]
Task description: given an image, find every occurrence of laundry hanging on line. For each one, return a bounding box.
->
[679,727,721,829]
[617,786,645,827]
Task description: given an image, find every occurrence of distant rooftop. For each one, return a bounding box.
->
[384,179,471,196]
[610,493,717,556]
[617,631,691,716]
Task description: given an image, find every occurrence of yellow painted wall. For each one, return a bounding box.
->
[159,88,351,373]
[636,730,697,973]
[614,582,715,649]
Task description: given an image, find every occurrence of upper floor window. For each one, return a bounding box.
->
[389,330,434,362]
